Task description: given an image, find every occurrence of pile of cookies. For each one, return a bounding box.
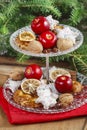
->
[7,64,83,109]
[15,15,77,54]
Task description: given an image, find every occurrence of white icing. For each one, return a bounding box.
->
[36,84,58,109]
[40,79,47,85]
[5,79,21,92]
[56,27,77,44]
[46,15,59,30]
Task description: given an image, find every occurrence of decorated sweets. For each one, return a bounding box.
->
[9,68,24,81]
[46,15,59,30]
[72,81,83,93]
[55,26,76,44]
[15,15,78,54]
[13,89,41,108]
[57,38,74,51]
[59,93,74,107]
[5,63,84,110]
[36,84,58,109]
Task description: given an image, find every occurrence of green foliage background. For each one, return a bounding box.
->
[0,0,87,75]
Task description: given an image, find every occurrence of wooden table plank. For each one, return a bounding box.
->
[0,64,86,130]
[84,125,87,130]
[0,56,74,69]
[0,65,24,76]
[0,117,86,130]
[0,56,44,66]
[84,118,87,130]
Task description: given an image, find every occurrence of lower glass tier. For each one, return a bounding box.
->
[3,71,87,114]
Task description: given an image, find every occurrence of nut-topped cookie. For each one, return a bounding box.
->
[59,93,74,107]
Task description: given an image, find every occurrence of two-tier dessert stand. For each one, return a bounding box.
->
[3,24,87,114]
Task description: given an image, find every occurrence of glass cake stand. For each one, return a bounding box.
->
[3,72,87,114]
[10,25,83,82]
[3,24,86,114]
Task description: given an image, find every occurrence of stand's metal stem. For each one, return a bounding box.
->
[46,55,49,84]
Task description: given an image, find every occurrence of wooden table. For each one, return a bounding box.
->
[0,56,87,130]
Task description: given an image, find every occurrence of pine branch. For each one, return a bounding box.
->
[16,53,30,63]
[19,0,61,18]
[70,5,84,25]
[68,45,87,75]
[0,13,6,22]
[74,56,87,75]
[0,1,19,23]
[0,1,19,34]
[0,2,5,7]
[60,0,78,7]
[54,0,84,25]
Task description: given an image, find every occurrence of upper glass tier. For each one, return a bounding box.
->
[10,25,83,57]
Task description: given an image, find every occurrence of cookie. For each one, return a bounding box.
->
[57,38,74,51]
[72,81,83,93]
[59,93,74,107]
[13,89,41,108]
[9,68,24,81]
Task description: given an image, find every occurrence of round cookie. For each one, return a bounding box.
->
[57,38,74,51]
[59,93,74,107]
[9,68,24,81]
